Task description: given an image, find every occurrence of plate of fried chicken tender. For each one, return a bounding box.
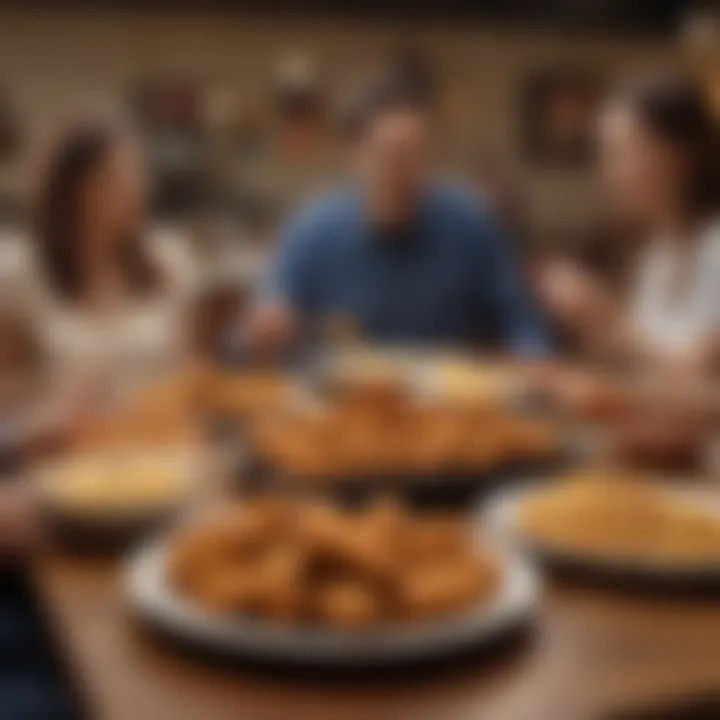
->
[486,471,720,585]
[246,382,560,484]
[126,496,539,665]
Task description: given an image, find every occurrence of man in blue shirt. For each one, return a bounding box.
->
[250,73,548,354]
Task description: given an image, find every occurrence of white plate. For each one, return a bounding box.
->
[125,539,540,666]
[485,484,720,584]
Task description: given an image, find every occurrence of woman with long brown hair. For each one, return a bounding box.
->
[0,123,175,720]
[18,118,196,404]
[540,70,719,373]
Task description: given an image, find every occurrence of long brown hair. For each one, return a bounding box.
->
[612,71,719,221]
[35,120,161,302]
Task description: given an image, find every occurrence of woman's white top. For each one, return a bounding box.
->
[0,229,197,402]
[631,219,720,356]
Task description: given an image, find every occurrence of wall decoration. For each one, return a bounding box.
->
[233,101,268,162]
[130,79,204,216]
[0,91,21,162]
[272,52,326,164]
[520,70,605,167]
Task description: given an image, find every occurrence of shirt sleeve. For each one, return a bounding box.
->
[262,204,322,316]
[470,210,552,356]
[152,228,200,306]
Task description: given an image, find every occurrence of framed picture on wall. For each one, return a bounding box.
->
[520,70,605,167]
[705,75,720,119]
[130,79,205,216]
[0,90,21,162]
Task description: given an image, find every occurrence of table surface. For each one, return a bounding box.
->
[31,548,720,720]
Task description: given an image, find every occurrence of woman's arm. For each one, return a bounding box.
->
[642,331,720,377]
[533,257,715,371]
[535,257,628,359]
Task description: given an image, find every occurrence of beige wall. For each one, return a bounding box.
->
[0,11,678,238]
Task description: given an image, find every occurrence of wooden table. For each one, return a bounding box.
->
[31,551,720,720]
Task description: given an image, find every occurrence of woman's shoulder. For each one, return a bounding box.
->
[0,231,46,308]
[149,225,199,299]
[697,217,720,266]
[0,230,33,274]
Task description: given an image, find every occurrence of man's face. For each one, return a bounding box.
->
[353,108,433,215]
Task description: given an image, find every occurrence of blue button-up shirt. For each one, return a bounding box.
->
[265,183,549,354]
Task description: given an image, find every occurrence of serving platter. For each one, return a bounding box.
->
[485,483,720,590]
[125,539,540,667]
[236,426,583,510]
[241,457,569,511]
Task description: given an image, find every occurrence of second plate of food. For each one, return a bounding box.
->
[35,448,207,549]
[240,382,566,508]
[126,497,540,666]
[485,471,720,589]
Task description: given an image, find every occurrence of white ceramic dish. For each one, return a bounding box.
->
[485,484,720,585]
[125,538,540,666]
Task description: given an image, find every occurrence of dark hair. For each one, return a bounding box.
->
[613,70,719,219]
[35,120,160,302]
[341,62,436,140]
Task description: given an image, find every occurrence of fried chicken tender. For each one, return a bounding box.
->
[361,497,404,539]
[192,566,265,614]
[506,417,560,459]
[400,553,499,619]
[70,363,206,452]
[402,515,470,561]
[298,503,398,586]
[200,368,288,419]
[315,580,380,629]
[166,499,295,591]
[166,521,257,592]
[249,381,559,480]
[253,545,309,622]
[242,495,296,536]
[167,496,500,629]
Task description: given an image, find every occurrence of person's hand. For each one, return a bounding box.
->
[511,357,561,397]
[245,303,297,359]
[643,333,720,379]
[536,259,615,330]
[608,403,706,472]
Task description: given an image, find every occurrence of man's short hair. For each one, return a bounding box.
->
[341,68,435,140]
